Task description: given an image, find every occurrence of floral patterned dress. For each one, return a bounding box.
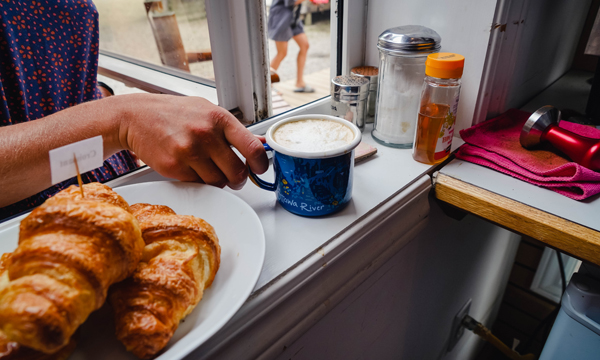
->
[0,0,139,221]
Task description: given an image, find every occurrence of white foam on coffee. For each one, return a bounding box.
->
[273,119,355,152]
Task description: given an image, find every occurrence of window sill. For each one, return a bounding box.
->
[0,98,449,359]
[104,116,446,358]
[111,121,439,290]
[98,52,218,103]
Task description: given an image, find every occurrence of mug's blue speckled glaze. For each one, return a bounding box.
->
[273,152,354,216]
[248,114,361,217]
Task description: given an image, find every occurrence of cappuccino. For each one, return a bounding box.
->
[273,119,355,152]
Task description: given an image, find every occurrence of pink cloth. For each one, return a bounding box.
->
[456,109,600,200]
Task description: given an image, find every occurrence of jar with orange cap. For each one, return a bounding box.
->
[412,52,465,164]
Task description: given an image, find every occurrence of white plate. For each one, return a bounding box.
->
[0,181,265,360]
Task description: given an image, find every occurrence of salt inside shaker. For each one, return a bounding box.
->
[331,75,369,131]
[372,25,441,148]
[350,66,379,123]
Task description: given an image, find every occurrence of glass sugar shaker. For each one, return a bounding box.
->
[372,25,441,148]
[331,75,370,131]
[350,66,379,123]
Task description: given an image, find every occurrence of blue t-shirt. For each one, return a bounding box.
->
[0,0,138,221]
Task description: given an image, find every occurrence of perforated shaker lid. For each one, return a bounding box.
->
[331,75,369,101]
[377,25,441,55]
[350,66,379,88]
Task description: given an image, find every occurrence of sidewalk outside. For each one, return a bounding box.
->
[96,0,331,109]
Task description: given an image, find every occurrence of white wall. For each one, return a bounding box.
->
[358,0,499,133]
[346,0,592,131]
[503,0,592,110]
[468,0,592,121]
[274,197,521,360]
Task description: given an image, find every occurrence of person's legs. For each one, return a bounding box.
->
[270,40,288,71]
[293,32,309,88]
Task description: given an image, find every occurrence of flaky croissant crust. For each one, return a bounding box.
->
[0,183,144,354]
[110,203,220,359]
[49,182,131,213]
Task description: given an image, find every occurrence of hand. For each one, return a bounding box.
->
[118,94,268,190]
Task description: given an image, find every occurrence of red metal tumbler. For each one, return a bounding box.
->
[520,105,600,171]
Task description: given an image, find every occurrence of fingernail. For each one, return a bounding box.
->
[229,177,247,190]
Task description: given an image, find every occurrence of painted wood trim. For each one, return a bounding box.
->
[434,173,600,267]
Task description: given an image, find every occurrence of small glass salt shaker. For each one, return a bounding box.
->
[331,75,369,131]
[350,66,379,123]
[372,25,441,148]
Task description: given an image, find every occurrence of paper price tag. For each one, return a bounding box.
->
[49,136,104,185]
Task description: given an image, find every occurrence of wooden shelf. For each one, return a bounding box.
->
[435,171,600,266]
[435,69,600,266]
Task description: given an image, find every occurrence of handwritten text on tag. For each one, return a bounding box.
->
[49,136,104,185]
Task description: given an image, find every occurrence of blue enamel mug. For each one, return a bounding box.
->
[248,115,361,216]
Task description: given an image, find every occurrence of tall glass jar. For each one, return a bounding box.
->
[413,53,465,164]
[372,25,441,148]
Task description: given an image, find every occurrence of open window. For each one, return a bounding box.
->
[95,0,218,101]
[96,0,215,80]
[96,0,336,126]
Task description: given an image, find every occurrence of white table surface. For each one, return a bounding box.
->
[112,123,438,292]
[233,127,438,290]
[0,114,456,359]
[0,124,435,290]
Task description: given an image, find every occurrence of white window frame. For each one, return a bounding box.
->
[99,0,343,124]
[102,0,584,132]
[205,0,272,123]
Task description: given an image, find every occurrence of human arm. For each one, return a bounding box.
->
[0,93,268,208]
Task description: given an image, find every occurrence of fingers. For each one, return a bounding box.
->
[126,95,268,190]
[207,141,249,190]
[220,114,269,175]
[184,106,249,189]
[188,159,228,188]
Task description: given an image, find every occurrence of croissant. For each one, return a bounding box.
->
[0,318,75,360]
[0,183,144,354]
[0,253,77,360]
[50,182,132,211]
[0,323,76,360]
[109,203,221,359]
[2,254,74,360]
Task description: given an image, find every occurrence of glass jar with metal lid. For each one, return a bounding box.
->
[372,25,441,148]
[330,75,370,131]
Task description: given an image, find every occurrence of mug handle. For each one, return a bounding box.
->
[248,143,277,191]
